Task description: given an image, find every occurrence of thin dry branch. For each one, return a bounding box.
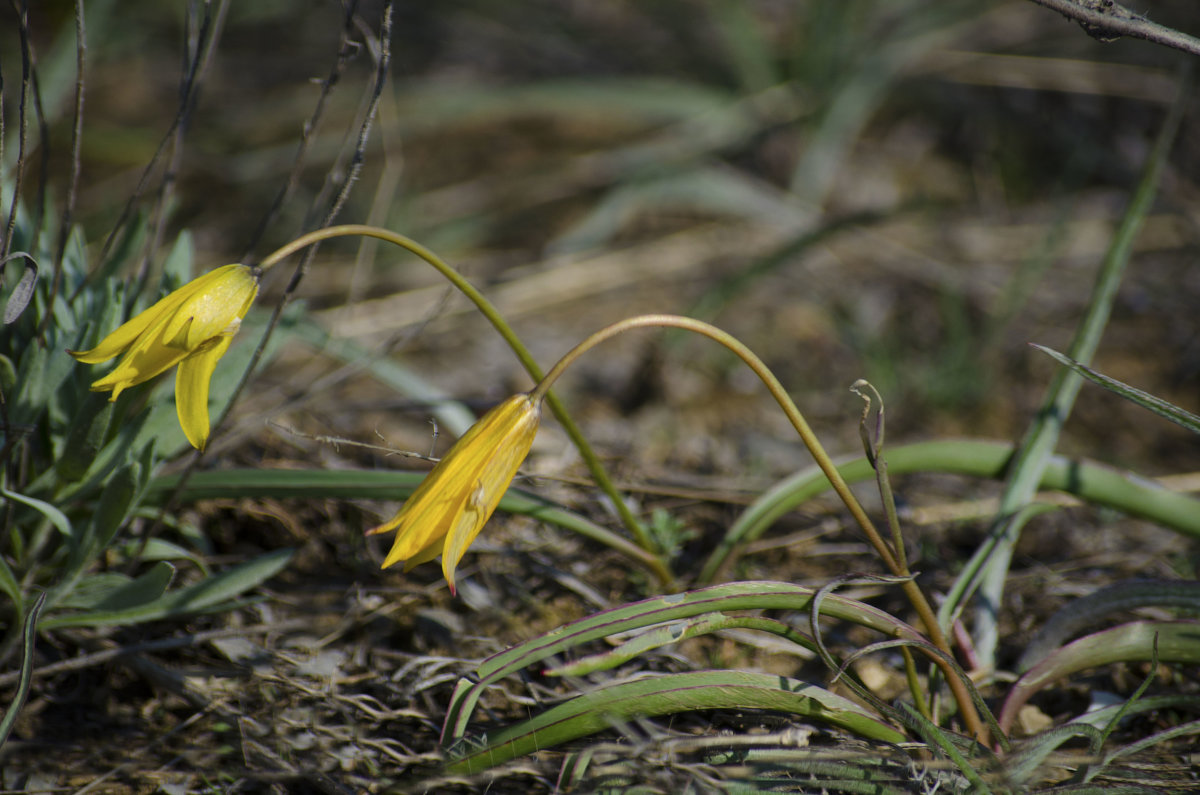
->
[1027,0,1200,58]
[36,0,86,339]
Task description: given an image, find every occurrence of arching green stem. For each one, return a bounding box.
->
[532,313,987,744]
[258,225,659,575]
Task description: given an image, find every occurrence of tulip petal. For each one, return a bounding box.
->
[165,265,259,349]
[70,300,179,364]
[69,268,229,363]
[175,335,232,450]
[402,535,446,572]
[440,481,490,593]
[90,331,191,397]
[69,264,259,449]
[440,419,537,587]
[373,393,541,586]
[379,486,465,568]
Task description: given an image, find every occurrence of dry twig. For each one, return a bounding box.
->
[1027,0,1200,57]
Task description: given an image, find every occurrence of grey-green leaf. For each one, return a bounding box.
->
[0,487,74,538]
[40,549,292,629]
[2,252,38,325]
[92,562,175,610]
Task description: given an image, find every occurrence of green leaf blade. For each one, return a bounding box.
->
[446,671,905,775]
[40,549,292,630]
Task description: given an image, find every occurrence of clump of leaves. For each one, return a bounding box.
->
[0,216,291,663]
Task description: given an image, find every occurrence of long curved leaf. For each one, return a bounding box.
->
[545,613,817,678]
[442,580,922,744]
[998,620,1200,734]
[700,440,1200,583]
[1017,580,1200,672]
[446,671,905,774]
[969,82,1188,668]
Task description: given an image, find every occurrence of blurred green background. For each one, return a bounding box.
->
[12,2,1197,470]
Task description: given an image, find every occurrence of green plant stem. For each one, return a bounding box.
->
[851,380,907,571]
[958,69,1189,667]
[700,439,1200,585]
[256,225,660,577]
[900,646,932,722]
[530,313,987,744]
[850,383,930,716]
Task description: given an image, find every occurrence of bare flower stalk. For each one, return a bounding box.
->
[257,225,663,579]
[531,314,987,743]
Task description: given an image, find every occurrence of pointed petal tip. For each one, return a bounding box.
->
[68,346,114,364]
[380,546,405,570]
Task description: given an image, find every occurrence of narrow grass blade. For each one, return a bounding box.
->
[704,0,777,93]
[0,592,45,750]
[1068,694,1200,731]
[789,5,967,206]
[699,439,1200,584]
[395,78,734,129]
[1099,718,1200,770]
[1031,343,1200,435]
[147,468,668,580]
[445,671,905,775]
[1005,722,1102,787]
[721,756,917,795]
[998,620,1200,734]
[965,71,1189,666]
[550,166,806,255]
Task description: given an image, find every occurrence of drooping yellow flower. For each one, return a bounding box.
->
[367,393,541,593]
[69,264,260,451]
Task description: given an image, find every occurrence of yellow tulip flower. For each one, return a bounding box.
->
[69,264,260,451]
[367,393,542,593]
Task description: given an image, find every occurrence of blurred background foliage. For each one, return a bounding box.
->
[15,1,1197,463]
